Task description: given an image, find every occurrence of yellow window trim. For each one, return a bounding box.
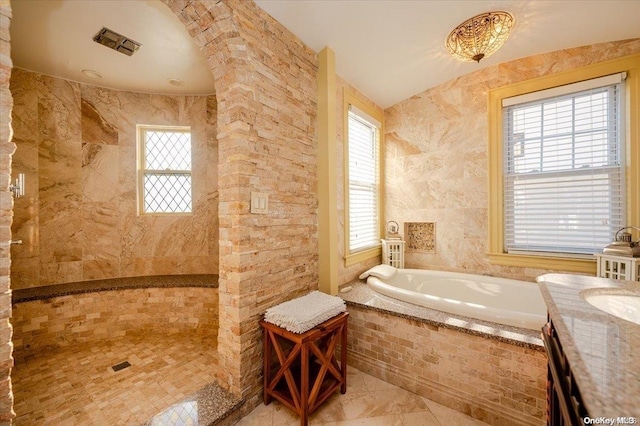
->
[137,124,192,216]
[488,54,640,273]
[344,246,382,267]
[343,88,385,266]
[317,47,339,294]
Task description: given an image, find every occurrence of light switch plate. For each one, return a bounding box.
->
[251,192,269,214]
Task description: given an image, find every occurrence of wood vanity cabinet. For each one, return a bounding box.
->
[542,319,589,426]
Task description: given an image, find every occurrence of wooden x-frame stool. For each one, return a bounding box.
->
[260,312,348,425]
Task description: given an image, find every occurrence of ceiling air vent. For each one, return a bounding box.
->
[93,27,141,56]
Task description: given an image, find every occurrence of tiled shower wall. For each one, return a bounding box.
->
[4,0,321,417]
[0,0,14,421]
[385,39,640,281]
[9,69,218,288]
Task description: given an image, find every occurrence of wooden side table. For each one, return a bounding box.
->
[260,312,348,425]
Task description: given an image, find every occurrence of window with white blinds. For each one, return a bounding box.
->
[502,75,625,255]
[348,106,381,253]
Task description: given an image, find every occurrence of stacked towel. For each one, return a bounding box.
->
[264,291,346,334]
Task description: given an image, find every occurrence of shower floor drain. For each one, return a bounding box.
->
[112,361,131,372]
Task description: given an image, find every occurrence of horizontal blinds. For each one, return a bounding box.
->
[349,104,382,128]
[348,108,380,252]
[503,80,624,255]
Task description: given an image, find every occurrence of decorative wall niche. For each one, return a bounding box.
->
[405,222,435,253]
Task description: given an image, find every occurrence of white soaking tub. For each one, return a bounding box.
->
[360,265,547,330]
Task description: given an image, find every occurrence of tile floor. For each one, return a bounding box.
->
[12,332,219,425]
[13,335,490,426]
[237,366,490,426]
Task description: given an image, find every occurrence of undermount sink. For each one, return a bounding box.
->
[582,292,640,325]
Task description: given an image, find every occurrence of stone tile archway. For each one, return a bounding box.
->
[162,0,319,409]
[162,0,261,398]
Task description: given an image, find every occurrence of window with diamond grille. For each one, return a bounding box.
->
[138,126,192,214]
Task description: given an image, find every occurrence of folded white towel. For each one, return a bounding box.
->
[358,264,397,280]
[264,291,346,334]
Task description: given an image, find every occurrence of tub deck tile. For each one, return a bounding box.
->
[339,282,543,350]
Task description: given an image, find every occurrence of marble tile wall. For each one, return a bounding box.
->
[346,305,546,426]
[384,39,640,281]
[12,286,218,352]
[0,0,14,421]
[9,69,218,288]
[6,0,320,420]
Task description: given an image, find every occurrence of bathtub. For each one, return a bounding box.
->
[361,266,547,330]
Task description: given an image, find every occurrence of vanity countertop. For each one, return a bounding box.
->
[537,273,640,418]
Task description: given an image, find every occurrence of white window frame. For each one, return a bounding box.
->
[502,74,625,257]
[344,90,384,266]
[487,54,640,274]
[137,125,193,215]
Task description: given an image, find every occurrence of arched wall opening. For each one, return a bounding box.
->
[0,0,319,421]
[151,0,321,404]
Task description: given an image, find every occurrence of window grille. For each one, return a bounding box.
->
[138,126,192,214]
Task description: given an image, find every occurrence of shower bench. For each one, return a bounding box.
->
[11,274,219,352]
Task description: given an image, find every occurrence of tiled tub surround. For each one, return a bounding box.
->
[12,274,219,352]
[384,39,640,281]
[537,274,640,418]
[340,282,546,426]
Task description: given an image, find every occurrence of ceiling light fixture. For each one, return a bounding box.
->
[81,69,103,79]
[446,11,514,63]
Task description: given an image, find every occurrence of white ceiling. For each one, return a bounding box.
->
[255,0,640,108]
[10,0,216,95]
[9,1,640,107]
